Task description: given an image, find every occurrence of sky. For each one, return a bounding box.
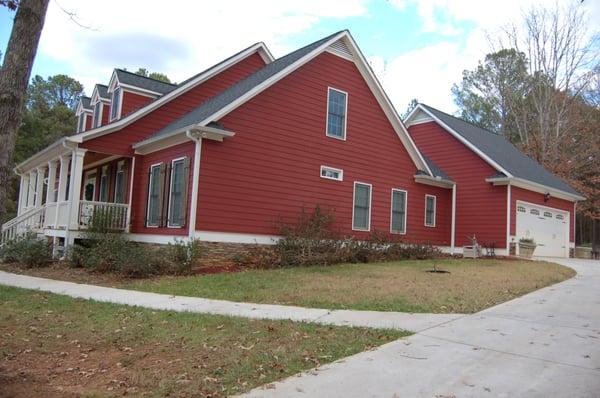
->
[1,0,599,113]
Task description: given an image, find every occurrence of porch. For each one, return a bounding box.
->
[1,143,133,245]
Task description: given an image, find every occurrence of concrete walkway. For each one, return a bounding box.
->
[0,270,461,332]
[238,258,600,398]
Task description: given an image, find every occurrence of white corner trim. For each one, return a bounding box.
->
[412,104,513,178]
[450,184,456,254]
[506,184,511,250]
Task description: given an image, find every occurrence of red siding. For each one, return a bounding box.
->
[129,142,194,235]
[100,103,109,126]
[85,113,92,131]
[510,186,575,242]
[195,52,452,244]
[121,91,154,117]
[81,53,267,156]
[408,121,507,248]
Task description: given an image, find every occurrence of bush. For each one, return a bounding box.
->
[0,232,52,268]
[160,238,202,275]
[234,205,442,269]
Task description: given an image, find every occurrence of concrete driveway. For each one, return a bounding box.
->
[240,258,600,398]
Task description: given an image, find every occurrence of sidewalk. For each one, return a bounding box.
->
[0,270,463,332]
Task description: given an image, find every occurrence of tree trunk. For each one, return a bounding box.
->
[0,0,49,223]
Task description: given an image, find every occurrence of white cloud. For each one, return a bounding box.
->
[39,0,368,93]
[381,0,600,113]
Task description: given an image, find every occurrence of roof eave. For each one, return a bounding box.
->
[414,174,455,188]
[486,176,585,202]
[132,124,235,154]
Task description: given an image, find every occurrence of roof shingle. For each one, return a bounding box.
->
[115,69,177,95]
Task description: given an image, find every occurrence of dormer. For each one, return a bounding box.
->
[75,96,93,133]
[107,69,177,120]
[90,84,111,128]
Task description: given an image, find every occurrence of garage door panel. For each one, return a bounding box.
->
[516,203,568,258]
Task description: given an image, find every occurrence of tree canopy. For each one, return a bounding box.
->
[134,67,172,83]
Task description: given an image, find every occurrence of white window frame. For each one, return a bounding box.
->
[92,101,103,128]
[110,87,122,121]
[98,165,109,202]
[146,163,162,228]
[390,188,408,235]
[425,194,436,227]
[77,113,87,133]
[352,181,372,231]
[83,170,97,201]
[167,157,186,228]
[325,87,348,141]
[320,165,343,181]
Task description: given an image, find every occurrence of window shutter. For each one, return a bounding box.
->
[179,157,191,227]
[144,167,152,226]
[158,163,168,227]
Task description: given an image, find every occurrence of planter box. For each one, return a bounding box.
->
[574,246,592,259]
[463,246,478,259]
[518,242,537,258]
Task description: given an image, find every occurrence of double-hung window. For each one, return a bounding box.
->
[146,164,162,227]
[391,189,407,234]
[93,102,102,128]
[425,195,436,227]
[352,182,371,231]
[98,165,109,202]
[168,158,187,227]
[110,88,121,121]
[77,114,86,133]
[326,87,347,139]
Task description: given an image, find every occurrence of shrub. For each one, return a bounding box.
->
[519,237,536,245]
[160,238,202,275]
[0,232,52,268]
[233,205,443,269]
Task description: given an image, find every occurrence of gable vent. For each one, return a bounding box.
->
[327,39,353,59]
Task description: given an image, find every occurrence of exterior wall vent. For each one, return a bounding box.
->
[327,39,353,59]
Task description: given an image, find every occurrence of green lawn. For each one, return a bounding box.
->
[0,286,406,398]
[124,259,575,314]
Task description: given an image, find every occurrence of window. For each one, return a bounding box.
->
[543,211,552,218]
[320,165,343,181]
[326,87,347,139]
[110,88,121,121]
[530,209,540,215]
[77,113,86,133]
[425,195,436,227]
[352,182,371,231]
[114,161,126,203]
[146,164,162,227]
[98,165,109,202]
[390,189,407,234]
[93,102,102,128]
[517,206,526,213]
[556,214,564,220]
[167,158,188,227]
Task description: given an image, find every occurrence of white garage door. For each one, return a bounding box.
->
[516,202,569,258]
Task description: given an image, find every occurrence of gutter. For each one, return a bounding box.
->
[485,176,585,202]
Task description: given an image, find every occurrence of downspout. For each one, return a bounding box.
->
[450,183,456,254]
[506,183,511,255]
[186,130,203,240]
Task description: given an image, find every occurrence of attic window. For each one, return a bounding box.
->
[93,102,102,128]
[77,113,86,133]
[320,166,343,181]
[110,87,121,121]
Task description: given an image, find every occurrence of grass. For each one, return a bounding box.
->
[0,286,406,397]
[124,259,576,314]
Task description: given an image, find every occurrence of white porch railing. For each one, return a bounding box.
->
[78,201,129,231]
[1,206,45,243]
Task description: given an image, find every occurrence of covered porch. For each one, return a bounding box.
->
[1,140,133,245]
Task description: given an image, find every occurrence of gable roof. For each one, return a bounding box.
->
[69,42,273,143]
[91,84,110,102]
[80,96,92,110]
[134,31,433,177]
[114,69,177,95]
[409,103,582,199]
[146,31,343,142]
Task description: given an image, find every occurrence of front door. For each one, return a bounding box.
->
[83,172,96,201]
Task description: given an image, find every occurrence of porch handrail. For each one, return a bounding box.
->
[1,205,46,243]
[78,200,129,231]
[1,205,45,231]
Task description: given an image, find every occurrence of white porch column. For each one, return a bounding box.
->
[34,166,46,207]
[17,174,27,215]
[27,171,36,209]
[67,148,86,230]
[125,156,136,233]
[186,133,202,240]
[55,155,70,228]
[46,160,58,204]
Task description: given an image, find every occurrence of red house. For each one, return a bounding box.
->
[1,31,582,259]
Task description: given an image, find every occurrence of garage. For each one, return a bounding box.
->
[516,201,569,258]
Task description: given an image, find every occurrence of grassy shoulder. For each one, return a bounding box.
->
[0,286,406,398]
[124,259,576,314]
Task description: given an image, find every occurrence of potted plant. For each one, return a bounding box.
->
[518,238,537,258]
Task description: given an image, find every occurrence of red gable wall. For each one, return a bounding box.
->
[193,52,452,243]
[408,120,507,248]
[81,52,267,156]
